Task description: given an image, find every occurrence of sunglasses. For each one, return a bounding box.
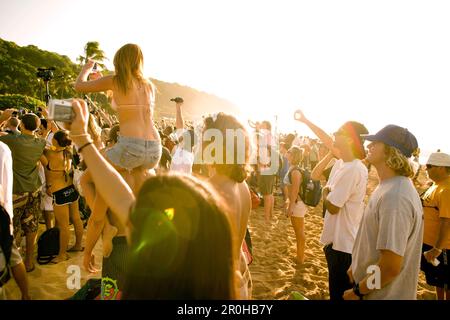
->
[426,164,437,169]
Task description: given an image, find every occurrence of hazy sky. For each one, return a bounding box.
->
[1,0,449,159]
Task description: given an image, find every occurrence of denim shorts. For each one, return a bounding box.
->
[106,136,162,170]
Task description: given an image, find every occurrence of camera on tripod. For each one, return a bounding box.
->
[36,67,55,82]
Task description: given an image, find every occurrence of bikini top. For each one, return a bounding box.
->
[111,82,155,112]
[46,149,72,182]
[111,98,155,110]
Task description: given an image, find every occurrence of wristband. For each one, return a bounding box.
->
[77,141,93,153]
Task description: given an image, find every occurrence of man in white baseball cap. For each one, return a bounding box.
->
[421,151,450,300]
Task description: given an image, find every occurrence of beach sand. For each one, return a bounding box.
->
[3,225,103,300]
[4,166,437,300]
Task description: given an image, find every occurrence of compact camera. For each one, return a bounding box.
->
[48,99,74,122]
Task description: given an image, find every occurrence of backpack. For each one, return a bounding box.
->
[37,227,60,264]
[288,166,322,207]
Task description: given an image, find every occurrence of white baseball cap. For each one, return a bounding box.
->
[427,152,450,167]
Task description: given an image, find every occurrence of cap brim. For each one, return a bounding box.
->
[360,134,378,141]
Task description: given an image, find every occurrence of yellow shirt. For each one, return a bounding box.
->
[422,177,450,248]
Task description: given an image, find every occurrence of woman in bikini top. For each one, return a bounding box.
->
[42,130,84,263]
[110,82,159,142]
[74,43,160,144]
[44,140,74,194]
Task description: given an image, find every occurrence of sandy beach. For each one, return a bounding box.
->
[3,166,437,300]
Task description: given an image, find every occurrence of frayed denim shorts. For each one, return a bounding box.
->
[106,136,162,170]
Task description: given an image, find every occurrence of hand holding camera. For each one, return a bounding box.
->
[84,59,96,70]
[170,97,184,104]
[48,99,74,122]
[67,99,91,144]
[88,61,102,80]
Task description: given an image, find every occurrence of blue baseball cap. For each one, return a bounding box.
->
[361,125,418,158]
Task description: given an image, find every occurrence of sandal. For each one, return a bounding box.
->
[49,255,69,264]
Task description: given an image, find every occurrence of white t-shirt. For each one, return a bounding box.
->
[351,176,423,300]
[170,128,195,174]
[320,159,368,254]
[0,141,13,221]
[170,146,194,175]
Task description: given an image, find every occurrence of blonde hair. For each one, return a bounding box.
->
[384,145,414,177]
[288,146,303,166]
[113,43,153,95]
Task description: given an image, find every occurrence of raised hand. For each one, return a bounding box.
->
[69,99,90,137]
[89,71,102,81]
[293,109,307,123]
[84,59,96,70]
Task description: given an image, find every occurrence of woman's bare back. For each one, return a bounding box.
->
[111,79,159,141]
[44,149,73,192]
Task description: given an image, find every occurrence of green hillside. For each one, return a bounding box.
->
[0,38,240,120]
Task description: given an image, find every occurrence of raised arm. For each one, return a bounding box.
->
[294,110,341,158]
[311,152,334,181]
[68,99,134,228]
[0,109,15,128]
[175,100,184,130]
[74,59,114,93]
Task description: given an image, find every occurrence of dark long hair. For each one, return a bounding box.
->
[123,174,237,299]
[53,130,72,148]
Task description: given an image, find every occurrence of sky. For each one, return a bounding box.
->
[1,0,449,161]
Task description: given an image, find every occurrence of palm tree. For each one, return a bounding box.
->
[77,41,108,69]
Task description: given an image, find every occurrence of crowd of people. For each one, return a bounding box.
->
[0,43,449,300]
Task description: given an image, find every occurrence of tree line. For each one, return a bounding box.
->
[0,38,239,118]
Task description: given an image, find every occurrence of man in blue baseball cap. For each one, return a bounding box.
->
[361,124,418,158]
[344,124,423,299]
